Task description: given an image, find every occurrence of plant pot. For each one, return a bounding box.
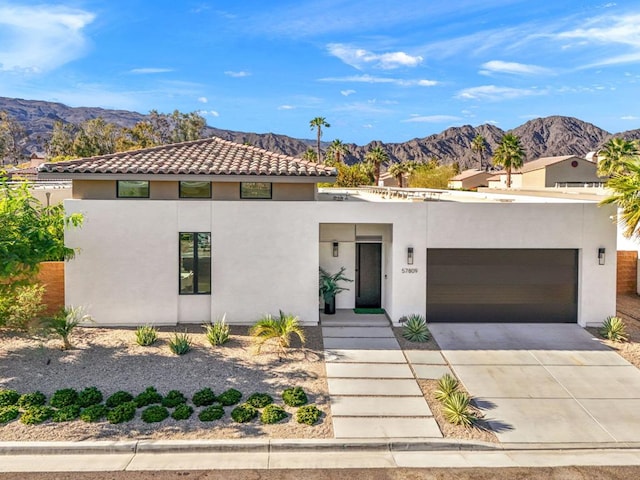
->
[324,296,336,315]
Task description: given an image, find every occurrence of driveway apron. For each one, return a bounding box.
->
[430,323,640,444]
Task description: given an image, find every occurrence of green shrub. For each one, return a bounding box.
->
[0,406,20,424]
[20,406,54,425]
[168,332,192,355]
[261,404,287,424]
[204,315,230,346]
[198,405,225,422]
[249,311,305,355]
[192,388,216,407]
[231,403,258,423]
[171,403,194,420]
[0,284,46,332]
[141,405,169,423]
[50,388,79,408]
[282,387,308,407]
[107,401,137,424]
[296,405,322,425]
[105,391,134,408]
[135,387,163,408]
[442,392,477,427]
[217,388,242,406]
[434,374,459,401]
[77,387,103,408]
[246,393,273,408]
[0,389,20,408]
[80,404,108,423]
[161,390,187,408]
[18,391,47,409]
[52,404,81,422]
[401,314,430,342]
[600,316,628,342]
[135,325,158,346]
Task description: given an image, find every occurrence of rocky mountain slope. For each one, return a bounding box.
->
[2,96,639,167]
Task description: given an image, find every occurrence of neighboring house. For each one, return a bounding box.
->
[39,137,616,328]
[448,169,493,190]
[487,155,604,189]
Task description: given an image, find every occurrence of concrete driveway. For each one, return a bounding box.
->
[430,323,640,444]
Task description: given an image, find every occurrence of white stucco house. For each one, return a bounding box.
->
[39,137,617,328]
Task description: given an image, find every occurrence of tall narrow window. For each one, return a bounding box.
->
[179,232,211,294]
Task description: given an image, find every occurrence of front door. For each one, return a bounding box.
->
[355,243,382,308]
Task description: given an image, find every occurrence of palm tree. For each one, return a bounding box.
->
[302,147,318,162]
[326,139,349,165]
[249,310,306,356]
[597,138,639,176]
[471,134,487,170]
[309,117,330,163]
[388,161,416,188]
[365,146,390,186]
[601,157,640,238]
[492,134,525,188]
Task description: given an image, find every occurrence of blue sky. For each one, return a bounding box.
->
[1,1,639,144]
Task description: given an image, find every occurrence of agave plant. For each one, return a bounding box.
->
[442,391,477,427]
[135,325,158,346]
[203,314,230,346]
[434,373,459,401]
[402,314,430,342]
[249,310,305,356]
[600,316,628,342]
[45,306,93,350]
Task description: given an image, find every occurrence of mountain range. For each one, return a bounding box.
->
[2,96,639,168]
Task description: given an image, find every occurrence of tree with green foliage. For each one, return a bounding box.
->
[602,157,640,238]
[365,146,389,186]
[471,134,487,170]
[0,182,83,330]
[597,138,639,177]
[408,164,457,189]
[302,147,318,162]
[309,117,330,163]
[333,162,374,187]
[326,139,349,165]
[0,111,27,166]
[388,161,416,188]
[492,134,525,188]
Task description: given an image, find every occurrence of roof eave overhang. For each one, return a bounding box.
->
[38,172,337,183]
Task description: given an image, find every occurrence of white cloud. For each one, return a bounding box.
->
[327,43,423,70]
[486,120,500,125]
[403,115,461,123]
[480,60,552,76]
[0,4,95,72]
[341,89,356,96]
[456,85,546,101]
[362,124,373,129]
[278,105,295,110]
[224,70,251,77]
[129,68,173,74]
[319,74,437,87]
[621,115,639,120]
[198,110,219,117]
[198,97,208,103]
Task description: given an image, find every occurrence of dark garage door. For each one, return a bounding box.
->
[427,249,578,323]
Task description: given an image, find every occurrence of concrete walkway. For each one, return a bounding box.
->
[321,312,442,439]
[430,323,640,444]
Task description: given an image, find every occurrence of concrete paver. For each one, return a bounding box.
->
[579,399,640,442]
[322,327,394,338]
[411,364,452,379]
[531,349,631,366]
[324,349,407,363]
[332,417,442,439]
[330,396,432,417]
[545,365,640,398]
[441,350,538,365]
[127,452,269,470]
[268,451,396,469]
[327,378,423,396]
[402,350,447,365]
[323,337,401,350]
[325,362,414,378]
[0,454,135,472]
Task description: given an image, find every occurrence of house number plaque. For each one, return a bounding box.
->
[401,268,418,274]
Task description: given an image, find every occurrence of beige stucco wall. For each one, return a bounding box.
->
[521,168,546,188]
[73,180,116,199]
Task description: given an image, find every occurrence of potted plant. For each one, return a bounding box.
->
[319,267,353,315]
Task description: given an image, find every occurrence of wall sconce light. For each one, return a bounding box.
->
[332,242,339,257]
[598,247,606,266]
[407,247,414,265]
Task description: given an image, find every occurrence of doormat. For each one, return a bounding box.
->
[353,308,386,314]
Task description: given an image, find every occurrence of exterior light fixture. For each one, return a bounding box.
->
[332,242,339,257]
[598,247,606,266]
[407,247,414,265]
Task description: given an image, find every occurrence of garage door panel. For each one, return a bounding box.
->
[427,249,577,323]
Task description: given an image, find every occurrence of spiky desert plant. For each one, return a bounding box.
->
[45,306,92,350]
[442,391,477,427]
[434,373,459,401]
[135,325,158,346]
[168,331,192,355]
[249,310,305,355]
[600,316,628,342]
[203,314,230,346]
[402,314,430,342]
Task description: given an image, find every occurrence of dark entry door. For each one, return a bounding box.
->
[356,243,382,308]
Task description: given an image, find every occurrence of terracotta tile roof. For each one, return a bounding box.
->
[39,137,337,178]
